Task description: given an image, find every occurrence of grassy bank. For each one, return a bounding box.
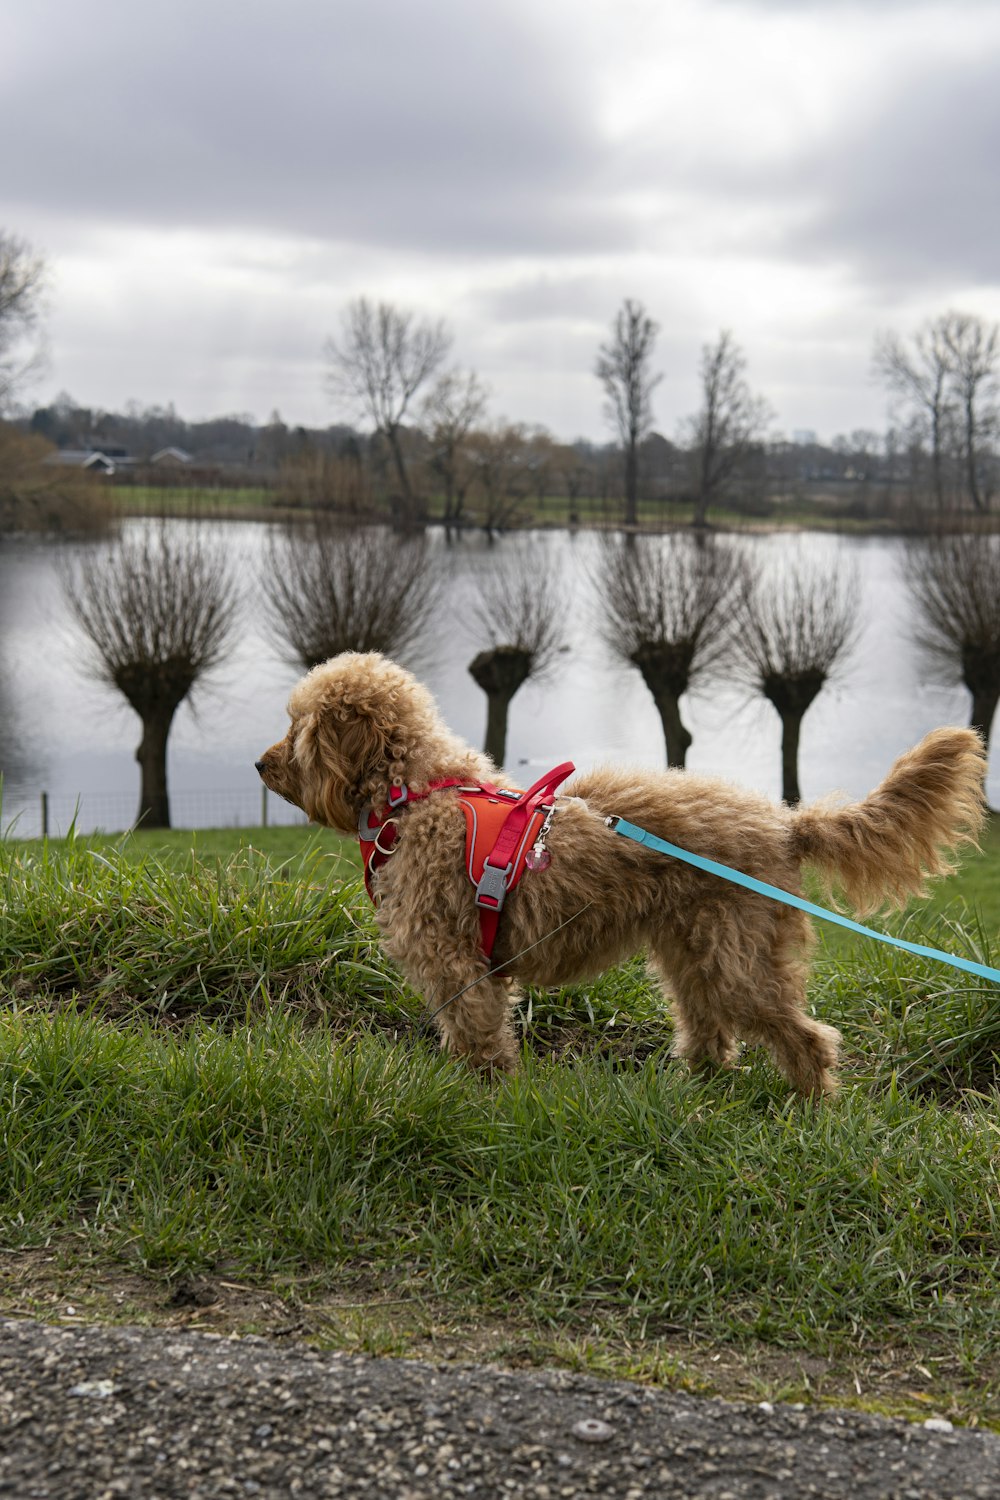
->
[107,481,918,534]
[1,829,999,1422]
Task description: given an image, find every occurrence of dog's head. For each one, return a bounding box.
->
[256,652,472,833]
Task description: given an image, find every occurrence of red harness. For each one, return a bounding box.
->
[358,762,575,960]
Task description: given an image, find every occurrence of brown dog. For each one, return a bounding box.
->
[256,651,986,1095]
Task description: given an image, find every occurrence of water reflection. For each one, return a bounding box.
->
[0,522,991,837]
[0,538,48,827]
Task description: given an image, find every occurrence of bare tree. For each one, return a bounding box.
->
[732,559,859,804]
[874,320,955,509]
[904,530,1000,757]
[874,311,1000,512]
[324,298,451,511]
[551,442,594,524]
[941,313,999,513]
[0,231,46,410]
[261,518,442,671]
[599,534,745,766]
[595,299,661,528]
[421,367,488,529]
[686,331,772,527]
[65,526,239,828]
[466,421,530,538]
[468,554,565,767]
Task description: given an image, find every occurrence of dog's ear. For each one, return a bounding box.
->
[300,691,410,828]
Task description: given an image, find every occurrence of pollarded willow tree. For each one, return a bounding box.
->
[732,558,859,804]
[468,551,565,768]
[599,533,745,767]
[904,529,1000,759]
[65,525,240,828]
[261,518,442,671]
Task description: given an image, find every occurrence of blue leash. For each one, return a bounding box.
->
[605,815,1000,987]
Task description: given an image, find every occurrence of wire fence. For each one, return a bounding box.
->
[1,786,309,841]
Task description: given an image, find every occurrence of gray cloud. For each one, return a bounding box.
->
[3,0,609,255]
[4,0,1000,441]
[787,56,1000,290]
[722,0,993,9]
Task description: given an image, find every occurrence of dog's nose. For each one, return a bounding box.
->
[254,759,266,774]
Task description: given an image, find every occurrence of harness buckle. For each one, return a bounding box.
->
[475,860,514,911]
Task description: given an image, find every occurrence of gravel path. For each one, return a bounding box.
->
[1,1317,998,1498]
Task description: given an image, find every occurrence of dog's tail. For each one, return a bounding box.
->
[790,727,987,916]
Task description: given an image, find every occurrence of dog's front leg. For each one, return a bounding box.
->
[421,967,519,1076]
[390,941,518,1074]
[376,878,519,1076]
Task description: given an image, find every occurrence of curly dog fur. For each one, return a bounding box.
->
[256,651,987,1096]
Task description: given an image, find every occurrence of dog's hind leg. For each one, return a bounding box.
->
[649,948,740,1075]
[652,910,840,1096]
[740,913,841,1097]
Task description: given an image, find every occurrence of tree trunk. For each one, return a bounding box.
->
[135,707,177,829]
[969,687,999,755]
[481,691,514,767]
[763,673,825,805]
[385,424,412,501]
[965,397,985,512]
[624,441,638,528]
[630,648,694,768]
[779,710,804,804]
[469,646,533,768]
[653,690,692,768]
[931,405,944,509]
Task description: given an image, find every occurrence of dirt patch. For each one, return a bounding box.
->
[2,1243,997,1430]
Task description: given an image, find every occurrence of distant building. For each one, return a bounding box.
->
[791,429,818,447]
[44,448,131,476]
[150,446,193,466]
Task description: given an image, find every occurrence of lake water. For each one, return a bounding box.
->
[0,522,994,838]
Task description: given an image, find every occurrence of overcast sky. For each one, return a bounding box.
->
[4,0,1000,443]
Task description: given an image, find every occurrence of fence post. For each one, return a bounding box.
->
[40,791,49,839]
[261,785,268,828]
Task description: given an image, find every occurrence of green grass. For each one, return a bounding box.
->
[0,1010,997,1349]
[108,481,906,534]
[113,484,277,515]
[1,825,999,1418]
[64,823,361,875]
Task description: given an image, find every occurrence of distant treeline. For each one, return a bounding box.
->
[12,395,997,532]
